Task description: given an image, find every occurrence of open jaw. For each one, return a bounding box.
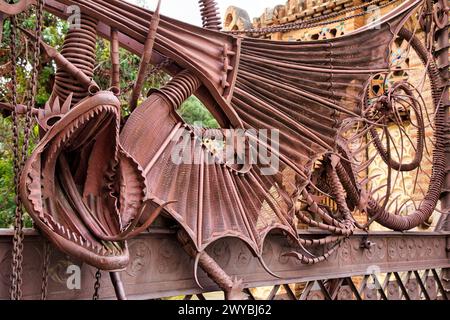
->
[19,91,147,271]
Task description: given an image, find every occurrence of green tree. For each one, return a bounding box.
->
[0,117,16,228]
[179,96,220,128]
[0,11,64,228]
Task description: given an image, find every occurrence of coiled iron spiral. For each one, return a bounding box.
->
[159,70,201,109]
[198,0,222,31]
[338,28,447,231]
[54,15,97,107]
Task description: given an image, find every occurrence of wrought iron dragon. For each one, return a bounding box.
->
[0,0,448,300]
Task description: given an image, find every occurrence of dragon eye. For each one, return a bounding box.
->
[46,115,61,127]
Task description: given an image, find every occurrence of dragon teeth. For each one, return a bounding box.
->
[43,218,55,231]
[80,114,90,124]
[32,104,123,256]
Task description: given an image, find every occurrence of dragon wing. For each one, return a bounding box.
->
[121,0,419,256]
[39,0,421,257]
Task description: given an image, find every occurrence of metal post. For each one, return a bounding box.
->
[110,272,128,300]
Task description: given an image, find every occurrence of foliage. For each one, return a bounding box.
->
[179,96,220,128]
[0,117,34,228]
[0,118,15,228]
[93,38,170,116]
[0,11,61,228]
[1,12,68,105]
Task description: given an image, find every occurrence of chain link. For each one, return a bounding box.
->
[228,0,401,35]
[40,240,51,300]
[9,10,23,301]
[9,0,44,300]
[93,270,102,300]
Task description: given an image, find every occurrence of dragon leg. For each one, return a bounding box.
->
[177,230,248,300]
[110,272,127,300]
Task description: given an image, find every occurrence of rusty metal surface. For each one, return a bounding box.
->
[0,230,448,300]
[0,0,449,299]
[435,0,450,231]
[0,0,36,16]
[198,0,222,31]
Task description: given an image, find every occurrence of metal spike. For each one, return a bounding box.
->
[360,173,382,188]
[129,0,162,111]
[371,183,388,195]
[61,92,73,114]
[44,101,52,118]
[386,195,401,213]
[357,154,378,173]
[52,96,61,113]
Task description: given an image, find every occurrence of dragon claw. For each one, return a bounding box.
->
[225,277,249,300]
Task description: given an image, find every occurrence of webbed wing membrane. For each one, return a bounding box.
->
[120,90,299,255]
[119,1,419,255]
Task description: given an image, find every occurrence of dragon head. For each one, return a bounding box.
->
[19,91,149,270]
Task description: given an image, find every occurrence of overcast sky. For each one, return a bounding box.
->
[127,0,284,26]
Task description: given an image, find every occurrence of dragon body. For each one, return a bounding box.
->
[1,0,447,299]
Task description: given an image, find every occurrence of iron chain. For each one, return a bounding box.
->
[93,270,102,300]
[9,11,23,301]
[9,0,44,300]
[40,240,51,300]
